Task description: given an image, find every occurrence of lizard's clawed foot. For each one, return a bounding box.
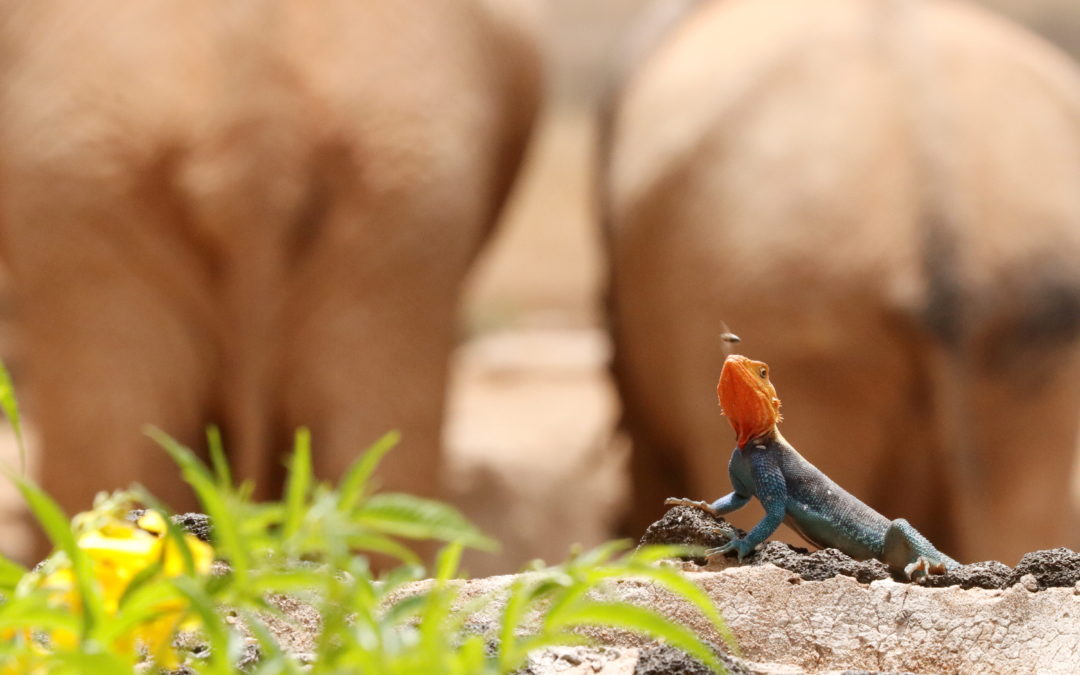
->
[664,497,718,516]
[903,556,948,582]
[898,557,950,583]
[707,537,755,560]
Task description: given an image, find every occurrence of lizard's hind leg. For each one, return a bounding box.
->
[883,518,959,581]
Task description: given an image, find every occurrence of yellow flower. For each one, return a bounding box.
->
[25,494,215,668]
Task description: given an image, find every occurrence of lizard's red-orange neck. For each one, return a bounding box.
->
[717,354,782,448]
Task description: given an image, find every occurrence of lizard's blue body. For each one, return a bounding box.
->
[674,432,959,580]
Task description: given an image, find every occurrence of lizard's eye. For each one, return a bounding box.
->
[759,367,768,378]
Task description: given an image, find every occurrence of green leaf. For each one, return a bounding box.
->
[418,574,459,667]
[0,553,28,592]
[0,359,26,474]
[454,635,491,674]
[503,632,591,671]
[0,595,83,635]
[623,557,739,655]
[552,601,723,672]
[96,580,181,646]
[343,533,421,566]
[248,569,333,595]
[15,477,106,637]
[115,556,165,612]
[206,425,232,488]
[283,428,313,541]
[497,578,534,671]
[571,539,632,568]
[239,607,301,674]
[380,593,427,626]
[630,544,707,564]
[337,431,400,512]
[356,493,496,551]
[434,541,463,582]
[149,427,249,583]
[49,650,136,675]
[169,576,237,675]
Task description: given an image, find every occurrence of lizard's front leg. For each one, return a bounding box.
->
[665,491,750,516]
[709,451,787,559]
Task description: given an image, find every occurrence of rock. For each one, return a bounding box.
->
[638,506,743,564]
[519,645,627,674]
[633,644,750,675]
[127,509,213,543]
[642,508,1046,591]
[920,560,1014,590]
[427,565,1080,673]
[172,513,213,543]
[643,507,891,585]
[1010,548,1080,590]
[751,544,890,584]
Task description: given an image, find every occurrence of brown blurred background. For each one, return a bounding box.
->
[1,0,1079,574]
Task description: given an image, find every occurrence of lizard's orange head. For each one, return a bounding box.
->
[717,354,782,448]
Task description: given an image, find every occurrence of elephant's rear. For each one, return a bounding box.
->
[0,0,540,530]
[603,0,1080,563]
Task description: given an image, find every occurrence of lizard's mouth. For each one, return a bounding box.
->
[717,354,781,447]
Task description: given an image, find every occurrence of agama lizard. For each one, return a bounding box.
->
[666,354,959,581]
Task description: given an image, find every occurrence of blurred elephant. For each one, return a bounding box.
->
[603,0,1080,565]
[0,0,541,525]
[979,0,1080,64]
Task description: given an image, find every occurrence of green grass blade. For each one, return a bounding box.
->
[435,541,463,582]
[623,559,738,654]
[96,581,179,646]
[570,539,632,568]
[49,650,136,675]
[454,635,490,674]
[630,544,706,564]
[0,554,28,592]
[417,544,463,666]
[497,578,534,671]
[380,593,427,626]
[206,425,232,488]
[553,601,723,672]
[344,533,421,566]
[239,607,301,675]
[0,360,25,474]
[15,477,105,636]
[148,427,249,582]
[0,596,82,636]
[248,569,333,595]
[538,579,589,632]
[503,633,591,671]
[115,557,165,612]
[356,493,496,550]
[170,576,237,675]
[282,428,313,541]
[337,431,400,512]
